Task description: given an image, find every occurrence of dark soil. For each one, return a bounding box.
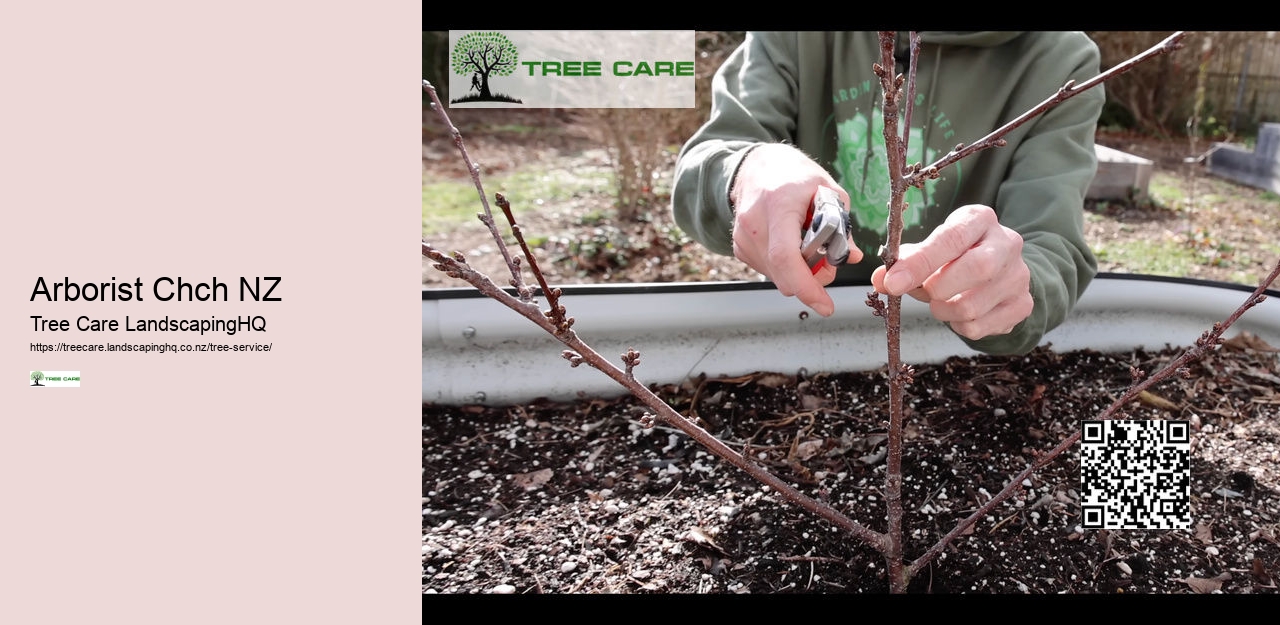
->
[424,337,1280,594]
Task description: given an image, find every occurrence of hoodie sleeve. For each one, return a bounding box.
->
[671,32,801,257]
[960,32,1104,356]
[674,31,1103,357]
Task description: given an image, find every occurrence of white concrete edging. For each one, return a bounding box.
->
[423,275,1280,406]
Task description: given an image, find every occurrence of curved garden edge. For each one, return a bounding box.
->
[423,273,1280,406]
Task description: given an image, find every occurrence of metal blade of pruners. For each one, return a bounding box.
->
[800,185,851,273]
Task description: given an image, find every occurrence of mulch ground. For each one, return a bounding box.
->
[424,337,1280,594]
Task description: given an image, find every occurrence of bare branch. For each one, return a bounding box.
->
[493,193,571,332]
[421,92,886,552]
[900,32,921,162]
[423,80,528,300]
[426,239,884,547]
[905,32,1186,188]
[874,30,914,593]
[907,258,1280,577]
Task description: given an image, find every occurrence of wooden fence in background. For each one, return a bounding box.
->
[1091,31,1280,136]
[1199,32,1280,130]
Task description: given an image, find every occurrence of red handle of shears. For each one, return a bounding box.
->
[802,202,827,275]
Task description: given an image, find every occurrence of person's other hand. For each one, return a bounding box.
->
[730,144,863,317]
[870,204,1032,340]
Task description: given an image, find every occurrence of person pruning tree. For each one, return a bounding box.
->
[673,31,1105,355]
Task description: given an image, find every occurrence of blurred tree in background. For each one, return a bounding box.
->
[1089,31,1276,139]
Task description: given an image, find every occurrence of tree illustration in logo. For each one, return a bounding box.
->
[30,371,45,386]
[450,31,522,104]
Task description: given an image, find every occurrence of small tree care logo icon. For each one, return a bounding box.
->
[30,370,80,388]
[450,31,523,104]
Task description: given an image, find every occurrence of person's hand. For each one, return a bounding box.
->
[730,143,863,317]
[870,204,1032,341]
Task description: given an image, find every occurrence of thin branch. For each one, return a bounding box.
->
[906,259,1279,577]
[874,30,1187,592]
[900,32,921,165]
[904,32,1186,189]
[494,193,570,332]
[425,240,884,548]
[423,79,528,300]
[421,91,886,551]
[873,30,913,594]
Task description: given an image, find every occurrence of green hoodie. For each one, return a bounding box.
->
[673,31,1104,355]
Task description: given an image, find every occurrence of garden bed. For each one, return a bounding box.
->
[423,337,1280,594]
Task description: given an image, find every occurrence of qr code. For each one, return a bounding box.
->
[1080,419,1191,530]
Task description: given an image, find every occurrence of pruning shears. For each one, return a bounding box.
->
[800,185,852,273]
